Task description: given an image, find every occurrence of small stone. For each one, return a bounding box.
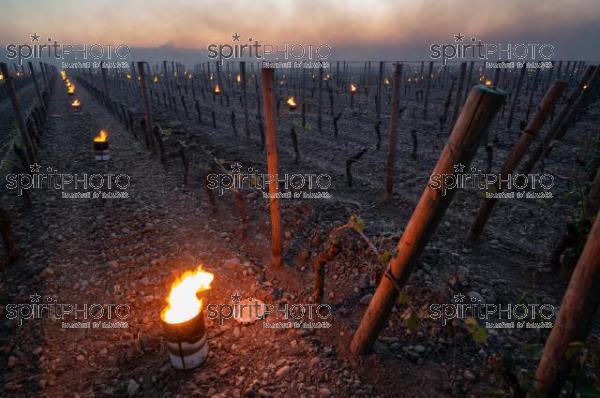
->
[360,294,373,304]
[127,379,139,396]
[412,345,425,353]
[275,365,291,377]
[319,387,332,397]
[463,370,476,381]
[224,258,241,268]
[7,356,17,369]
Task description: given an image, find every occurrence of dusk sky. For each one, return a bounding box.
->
[1,0,599,62]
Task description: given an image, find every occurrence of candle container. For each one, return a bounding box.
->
[93,141,110,161]
[161,311,208,370]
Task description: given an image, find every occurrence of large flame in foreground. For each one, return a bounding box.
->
[161,264,214,324]
[93,129,109,143]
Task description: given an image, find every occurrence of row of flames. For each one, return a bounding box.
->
[62,70,81,109]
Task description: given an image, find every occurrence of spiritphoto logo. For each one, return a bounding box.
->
[207,32,332,66]
[4,293,130,328]
[4,162,131,198]
[430,33,555,65]
[206,162,332,199]
[429,293,555,329]
[4,33,130,66]
[428,162,554,197]
[206,291,333,329]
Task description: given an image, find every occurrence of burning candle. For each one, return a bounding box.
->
[93,129,110,160]
[485,79,493,87]
[71,99,81,110]
[67,84,75,95]
[236,74,241,84]
[126,74,132,80]
[213,83,221,95]
[0,74,4,81]
[160,264,214,370]
[60,70,67,81]
[349,83,357,94]
[384,77,390,86]
[286,96,297,111]
[153,75,158,84]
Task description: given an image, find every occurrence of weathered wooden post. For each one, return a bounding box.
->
[261,68,282,269]
[525,68,541,121]
[520,65,597,175]
[507,63,527,127]
[376,61,384,121]
[0,63,35,163]
[532,209,600,397]
[39,61,49,92]
[318,66,323,134]
[0,207,18,261]
[28,62,45,111]
[351,85,506,354]
[100,61,110,106]
[468,80,567,239]
[463,61,474,102]
[451,62,467,127]
[240,61,250,138]
[137,61,154,150]
[384,63,402,202]
[422,61,433,120]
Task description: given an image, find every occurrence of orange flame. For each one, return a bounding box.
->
[214,83,221,94]
[67,85,76,95]
[153,75,158,83]
[349,83,357,93]
[0,74,4,81]
[485,79,493,87]
[93,129,109,143]
[126,74,132,80]
[161,264,214,324]
[60,70,67,81]
[71,99,81,108]
[384,78,390,85]
[287,96,297,111]
[236,74,241,83]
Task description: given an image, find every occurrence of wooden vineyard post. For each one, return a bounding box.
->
[507,63,526,128]
[384,63,403,202]
[240,61,250,139]
[468,80,567,240]
[351,85,506,355]
[451,62,467,126]
[318,66,323,134]
[28,62,45,111]
[0,62,35,164]
[376,61,384,121]
[137,62,154,151]
[39,61,49,92]
[463,61,474,102]
[100,61,110,107]
[519,65,597,175]
[261,68,282,269]
[0,207,18,261]
[532,210,600,396]
[422,61,433,120]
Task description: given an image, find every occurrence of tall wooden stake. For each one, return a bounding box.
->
[137,62,154,150]
[532,210,600,396]
[261,68,282,269]
[468,80,567,240]
[240,61,250,138]
[384,63,402,201]
[351,85,505,355]
[28,62,45,111]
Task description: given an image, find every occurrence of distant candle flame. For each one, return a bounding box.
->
[60,70,67,81]
[161,264,214,324]
[384,78,390,85]
[214,83,221,94]
[236,74,241,83]
[583,84,588,90]
[67,85,75,95]
[153,75,158,83]
[126,74,132,80]
[0,74,3,81]
[349,83,357,93]
[93,129,109,143]
[287,96,297,111]
[71,99,81,108]
[485,79,493,86]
